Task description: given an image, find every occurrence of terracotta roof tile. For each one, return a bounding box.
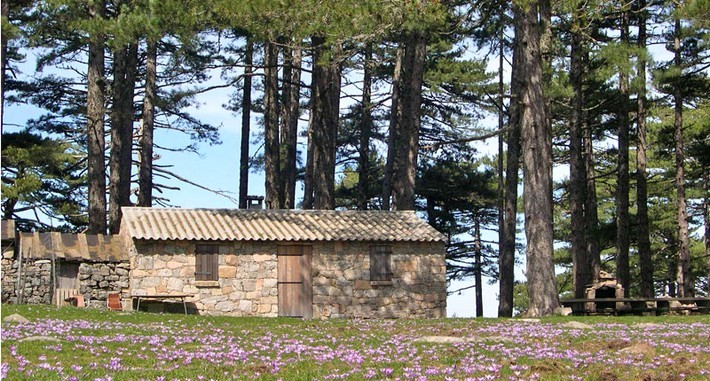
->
[120,207,447,243]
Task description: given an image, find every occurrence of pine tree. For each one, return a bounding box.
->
[390,31,427,211]
[501,24,521,317]
[309,38,342,210]
[263,40,281,209]
[672,16,692,297]
[238,38,253,210]
[357,44,374,211]
[86,0,108,234]
[279,41,301,209]
[568,0,592,300]
[108,38,138,233]
[418,157,498,316]
[515,0,560,317]
[615,3,631,296]
[1,131,86,230]
[635,0,653,297]
[138,39,157,207]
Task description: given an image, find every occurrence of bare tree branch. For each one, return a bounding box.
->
[421,127,508,150]
[153,167,239,205]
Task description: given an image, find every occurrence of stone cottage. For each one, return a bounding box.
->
[1,224,129,306]
[120,207,447,318]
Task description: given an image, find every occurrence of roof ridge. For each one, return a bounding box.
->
[121,208,446,242]
[123,207,418,214]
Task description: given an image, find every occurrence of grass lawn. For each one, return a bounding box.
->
[1,305,709,380]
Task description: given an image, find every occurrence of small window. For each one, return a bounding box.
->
[195,244,219,281]
[370,245,392,281]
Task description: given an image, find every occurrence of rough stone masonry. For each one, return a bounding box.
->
[128,240,446,318]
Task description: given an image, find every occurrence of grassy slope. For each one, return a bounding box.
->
[1,304,709,380]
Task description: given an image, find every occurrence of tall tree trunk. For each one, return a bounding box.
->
[496,29,510,316]
[3,196,17,219]
[108,42,138,234]
[382,46,403,210]
[581,8,601,278]
[583,46,601,279]
[498,26,521,318]
[238,39,253,209]
[516,0,560,317]
[86,0,107,234]
[539,0,553,132]
[303,39,319,209]
[263,41,281,209]
[636,0,653,297]
[1,1,9,129]
[570,5,590,299]
[392,31,426,211]
[303,113,315,209]
[138,39,157,207]
[280,43,301,209]
[357,44,373,210]
[704,172,709,296]
[310,37,341,210]
[474,217,483,318]
[667,247,677,297]
[673,18,692,297]
[615,9,631,295]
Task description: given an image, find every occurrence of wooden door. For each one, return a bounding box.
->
[58,262,79,289]
[277,245,312,318]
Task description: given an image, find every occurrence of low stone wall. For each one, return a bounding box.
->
[1,251,129,305]
[312,241,447,319]
[1,257,53,304]
[129,241,278,316]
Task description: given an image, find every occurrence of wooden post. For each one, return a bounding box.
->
[15,234,23,304]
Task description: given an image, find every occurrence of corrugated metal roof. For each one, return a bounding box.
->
[121,207,447,243]
[19,232,128,262]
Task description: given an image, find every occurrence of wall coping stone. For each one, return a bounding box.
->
[194,281,219,288]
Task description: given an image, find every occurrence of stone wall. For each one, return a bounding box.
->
[312,241,447,319]
[128,239,446,319]
[79,262,130,301]
[129,240,278,316]
[1,256,53,304]
[1,250,129,305]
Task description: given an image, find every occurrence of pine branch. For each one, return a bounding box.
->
[421,127,508,150]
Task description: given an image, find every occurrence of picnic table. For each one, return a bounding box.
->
[560,297,710,316]
[132,294,191,314]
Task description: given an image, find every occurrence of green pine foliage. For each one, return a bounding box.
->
[1,131,86,231]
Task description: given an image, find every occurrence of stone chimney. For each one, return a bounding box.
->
[246,195,264,210]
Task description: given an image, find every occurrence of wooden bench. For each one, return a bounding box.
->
[131,294,190,314]
[560,297,710,316]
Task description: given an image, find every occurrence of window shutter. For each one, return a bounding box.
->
[195,244,219,281]
[210,250,219,281]
[370,245,392,281]
[382,250,391,279]
[372,254,383,280]
[195,249,204,281]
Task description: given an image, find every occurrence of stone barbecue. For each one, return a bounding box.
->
[583,271,626,313]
